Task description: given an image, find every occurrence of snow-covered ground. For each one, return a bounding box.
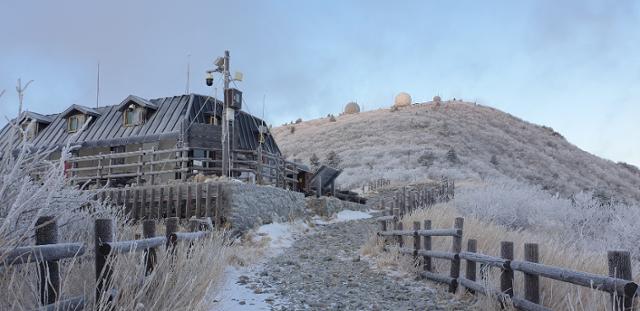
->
[211,210,372,311]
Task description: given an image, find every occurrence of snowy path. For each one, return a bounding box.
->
[213,212,469,311]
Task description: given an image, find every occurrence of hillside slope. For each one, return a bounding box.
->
[272,100,640,203]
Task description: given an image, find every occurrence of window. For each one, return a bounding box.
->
[207,115,221,125]
[20,122,36,139]
[110,146,126,165]
[67,115,82,133]
[124,108,141,126]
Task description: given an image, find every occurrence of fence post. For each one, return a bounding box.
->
[256,147,263,185]
[413,221,421,264]
[189,219,200,232]
[423,220,432,272]
[136,147,143,185]
[500,241,514,298]
[215,183,222,228]
[95,219,114,305]
[143,220,157,275]
[449,217,464,293]
[378,217,387,233]
[524,243,540,304]
[608,250,633,311]
[165,217,179,248]
[396,222,404,248]
[466,239,477,295]
[35,216,60,306]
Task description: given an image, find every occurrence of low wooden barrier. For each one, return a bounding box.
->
[90,182,223,223]
[0,216,210,311]
[376,214,638,311]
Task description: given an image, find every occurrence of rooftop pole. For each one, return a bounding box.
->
[221,50,231,178]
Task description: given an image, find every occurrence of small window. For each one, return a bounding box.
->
[20,122,37,139]
[124,108,141,126]
[110,146,126,165]
[207,115,221,125]
[68,115,81,133]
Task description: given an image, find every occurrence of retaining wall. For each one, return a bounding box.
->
[219,182,306,232]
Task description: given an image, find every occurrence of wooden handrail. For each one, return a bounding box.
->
[510,260,638,296]
[0,243,85,266]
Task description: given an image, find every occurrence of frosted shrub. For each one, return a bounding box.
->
[455,177,640,258]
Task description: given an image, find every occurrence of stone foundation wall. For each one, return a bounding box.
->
[306,196,368,217]
[219,182,306,232]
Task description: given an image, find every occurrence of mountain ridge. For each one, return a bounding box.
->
[272,100,640,204]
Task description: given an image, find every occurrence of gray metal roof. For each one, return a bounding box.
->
[0,93,282,156]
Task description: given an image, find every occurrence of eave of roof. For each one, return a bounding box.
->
[60,104,102,118]
[18,111,54,125]
[116,95,158,111]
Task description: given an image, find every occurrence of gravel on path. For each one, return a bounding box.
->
[234,218,471,311]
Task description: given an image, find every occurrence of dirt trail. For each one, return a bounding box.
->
[235,218,469,311]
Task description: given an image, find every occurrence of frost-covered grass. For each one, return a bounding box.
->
[0,121,230,310]
[363,179,640,310]
[272,101,640,204]
[456,178,640,260]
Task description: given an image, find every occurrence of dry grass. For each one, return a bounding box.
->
[363,203,639,310]
[0,219,230,311]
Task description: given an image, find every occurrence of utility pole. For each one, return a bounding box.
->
[206,50,242,179]
[221,51,231,178]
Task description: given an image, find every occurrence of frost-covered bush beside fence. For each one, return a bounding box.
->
[455,177,640,259]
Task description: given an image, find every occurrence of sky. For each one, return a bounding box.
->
[0,0,639,166]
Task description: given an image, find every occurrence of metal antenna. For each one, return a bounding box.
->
[262,94,266,124]
[16,78,34,115]
[185,54,191,94]
[96,61,100,108]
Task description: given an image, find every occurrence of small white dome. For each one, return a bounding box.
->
[394,92,412,107]
[344,102,360,114]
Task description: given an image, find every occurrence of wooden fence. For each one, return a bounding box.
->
[376,209,638,311]
[90,182,224,223]
[386,179,455,212]
[364,178,391,193]
[66,146,300,189]
[0,216,211,311]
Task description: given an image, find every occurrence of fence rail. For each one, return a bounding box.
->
[0,216,210,311]
[65,146,300,190]
[376,211,638,311]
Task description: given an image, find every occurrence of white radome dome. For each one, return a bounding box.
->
[394,92,412,107]
[344,102,360,114]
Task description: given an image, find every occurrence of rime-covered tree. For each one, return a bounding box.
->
[490,154,499,166]
[418,151,435,167]
[324,150,341,169]
[309,153,320,172]
[446,148,459,164]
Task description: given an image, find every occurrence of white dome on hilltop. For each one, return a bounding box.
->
[344,102,360,114]
[394,92,412,107]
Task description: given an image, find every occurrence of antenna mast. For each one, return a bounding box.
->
[96,61,100,108]
[185,54,191,94]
